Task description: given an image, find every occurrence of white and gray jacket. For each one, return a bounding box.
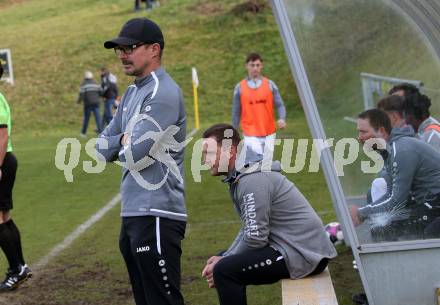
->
[359,126,440,220]
[223,161,337,279]
[78,79,102,106]
[95,67,187,221]
[417,116,440,152]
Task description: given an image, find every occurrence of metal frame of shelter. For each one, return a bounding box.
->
[0,49,14,85]
[271,0,440,304]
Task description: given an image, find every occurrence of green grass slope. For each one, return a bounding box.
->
[0,0,364,304]
[0,0,301,133]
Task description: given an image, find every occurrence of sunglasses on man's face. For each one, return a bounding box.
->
[114,43,146,55]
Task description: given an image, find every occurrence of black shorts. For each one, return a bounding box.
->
[0,152,18,211]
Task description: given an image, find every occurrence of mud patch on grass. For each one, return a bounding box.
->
[0,261,131,305]
[230,0,268,15]
[0,0,28,8]
[189,2,226,16]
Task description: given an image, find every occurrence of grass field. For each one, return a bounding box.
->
[1,127,363,305]
[0,0,365,304]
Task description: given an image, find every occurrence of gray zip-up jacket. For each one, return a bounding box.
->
[223,161,337,279]
[78,79,102,106]
[359,126,440,220]
[95,67,187,221]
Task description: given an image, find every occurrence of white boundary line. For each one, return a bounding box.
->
[187,128,198,138]
[32,194,121,271]
[32,128,199,271]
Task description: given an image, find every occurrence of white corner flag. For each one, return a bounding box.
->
[191,67,200,129]
[192,67,199,88]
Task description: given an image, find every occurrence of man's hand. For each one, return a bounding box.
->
[277,119,286,129]
[350,205,362,226]
[121,133,129,145]
[201,256,223,288]
[0,168,2,181]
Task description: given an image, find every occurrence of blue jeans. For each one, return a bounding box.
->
[102,98,115,127]
[81,104,102,134]
[135,0,153,10]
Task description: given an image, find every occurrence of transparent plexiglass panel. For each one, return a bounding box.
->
[280,0,440,244]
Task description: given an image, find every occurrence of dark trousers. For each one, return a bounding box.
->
[135,0,153,9]
[0,152,17,211]
[81,104,102,134]
[119,216,185,305]
[102,98,115,127]
[371,199,440,241]
[213,247,328,305]
[213,247,289,305]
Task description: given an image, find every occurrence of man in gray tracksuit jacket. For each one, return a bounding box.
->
[96,18,186,305]
[352,109,440,241]
[200,123,336,305]
[96,67,187,220]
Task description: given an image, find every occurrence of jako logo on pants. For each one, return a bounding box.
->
[136,246,150,253]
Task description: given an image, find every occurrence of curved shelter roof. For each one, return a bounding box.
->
[394,0,440,60]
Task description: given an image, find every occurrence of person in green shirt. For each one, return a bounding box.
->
[0,64,32,292]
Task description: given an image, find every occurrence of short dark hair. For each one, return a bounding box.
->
[388,83,431,120]
[377,95,406,116]
[358,109,392,135]
[246,52,263,63]
[0,64,3,79]
[202,124,241,147]
[388,83,420,96]
[405,92,431,121]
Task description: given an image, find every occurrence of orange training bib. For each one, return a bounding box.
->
[239,77,276,137]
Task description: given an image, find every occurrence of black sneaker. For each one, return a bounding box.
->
[352,293,369,305]
[0,265,32,292]
[18,264,32,281]
[0,270,20,292]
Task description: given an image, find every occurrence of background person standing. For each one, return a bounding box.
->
[77,71,103,137]
[100,67,119,128]
[232,52,287,159]
[134,0,155,11]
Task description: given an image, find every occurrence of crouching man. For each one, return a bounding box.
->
[200,123,337,305]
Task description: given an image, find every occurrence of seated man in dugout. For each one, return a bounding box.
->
[200,123,336,305]
[352,109,440,241]
[389,83,440,152]
[371,94,408,202]
[377,94,407,129]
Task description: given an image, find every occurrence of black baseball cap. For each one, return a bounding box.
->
[104,18,165,50]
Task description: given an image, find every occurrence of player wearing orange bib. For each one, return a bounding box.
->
[232,53,286,160]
